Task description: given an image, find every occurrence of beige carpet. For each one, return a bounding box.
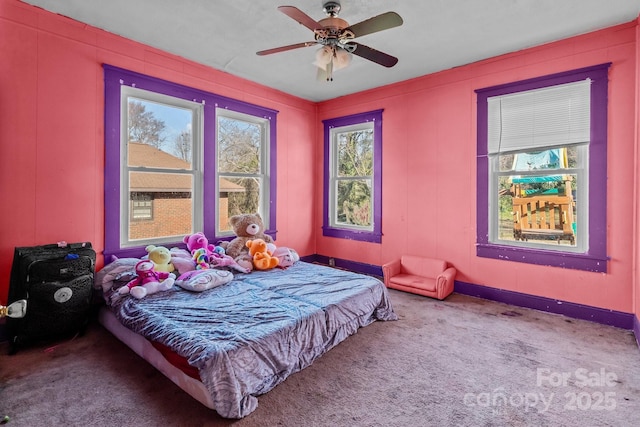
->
[1,290,639,427]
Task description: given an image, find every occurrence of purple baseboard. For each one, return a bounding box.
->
[309,255,638,348]
[453,280,635,330]
[304,254,383,277]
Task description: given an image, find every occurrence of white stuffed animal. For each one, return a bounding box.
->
[273,247,300,268]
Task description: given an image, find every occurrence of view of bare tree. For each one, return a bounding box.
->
[127,101,264,228]
[173,129,192,162]
[128,100,167,148]
[217,116,261,216]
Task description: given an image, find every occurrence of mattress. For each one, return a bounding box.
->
[96,260,397,418]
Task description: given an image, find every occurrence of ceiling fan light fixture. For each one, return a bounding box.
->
[313,46,352,81]
[313,45,333,68]
[333,47,352,70]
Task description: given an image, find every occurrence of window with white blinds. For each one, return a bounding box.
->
[475,63,610,272]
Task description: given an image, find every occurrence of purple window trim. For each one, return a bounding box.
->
[322,109,383,243]
[103,64,278,259]
[475,63,611,272]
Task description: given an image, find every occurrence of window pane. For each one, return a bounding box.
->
[511,148,567,171]
[218,176,261,232]
[499,147,573,172]
[336,179,372,227]
[218,116,261,174]
[336,129,373,177]
[498,174,577,246]
[128,172,193,241]
[127,98,193,167]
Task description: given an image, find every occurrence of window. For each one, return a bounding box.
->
[216,109,270,236]
[131,195,153,221]
[121,87,201,247]
[104,65,277,259]
[476,64,610,272]
[323,110,383,243]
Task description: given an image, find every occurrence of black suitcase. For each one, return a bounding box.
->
[7,241,96,354]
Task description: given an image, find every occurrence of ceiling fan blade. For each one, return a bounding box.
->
[278,6,323,32]
[347,12,403,38]
[256,41,317,56]
[351,42,398,68]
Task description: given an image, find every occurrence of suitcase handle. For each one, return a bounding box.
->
[31,242,92,251]
[56,241,91,249]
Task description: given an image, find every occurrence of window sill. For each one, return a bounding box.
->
[477,243,608,272]
[322,226,382,243]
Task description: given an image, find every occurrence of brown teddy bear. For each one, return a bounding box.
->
[222,213,273,271]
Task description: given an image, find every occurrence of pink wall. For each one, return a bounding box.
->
[2,0,639,320]
[317,20,640,314]
[0,0,317,304]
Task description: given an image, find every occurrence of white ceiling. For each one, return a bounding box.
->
[21,0,640,102]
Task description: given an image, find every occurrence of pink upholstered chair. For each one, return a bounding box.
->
[382,255,456,300]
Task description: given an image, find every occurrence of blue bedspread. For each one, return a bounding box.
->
[106,262,397,418]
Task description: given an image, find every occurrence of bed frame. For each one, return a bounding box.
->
[98,308,216,408]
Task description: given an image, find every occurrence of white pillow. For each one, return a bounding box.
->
[175,269,233,292]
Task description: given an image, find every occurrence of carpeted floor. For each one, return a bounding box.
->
[1,289,639,427]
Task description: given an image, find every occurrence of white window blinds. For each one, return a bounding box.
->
[487,79,591,155]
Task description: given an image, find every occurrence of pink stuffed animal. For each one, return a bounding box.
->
[209,248,251,273]
[169,247,196,274]
[183,232,215,257]
[119,259,175,299]
[273,246,300,269]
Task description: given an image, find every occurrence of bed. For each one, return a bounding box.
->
[95,259,397,419]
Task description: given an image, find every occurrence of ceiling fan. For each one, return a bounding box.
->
[256,1,403,81]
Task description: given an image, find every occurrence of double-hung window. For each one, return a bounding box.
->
[119,87,203,248]
[322,110,383,243]
[104,65,277,259]
[476,64,610,272]
[216,109,271,235]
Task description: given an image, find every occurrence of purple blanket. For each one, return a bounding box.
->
[103,261,397,418]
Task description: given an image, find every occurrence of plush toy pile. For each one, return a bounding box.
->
[103,213,299,299]
[182,231,249,274]
[215,213,270,271]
